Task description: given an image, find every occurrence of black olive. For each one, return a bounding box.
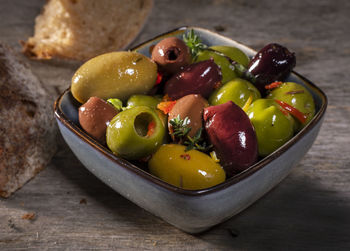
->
[248,43,296,95]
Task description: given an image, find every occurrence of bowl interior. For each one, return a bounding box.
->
[55,26,327,195]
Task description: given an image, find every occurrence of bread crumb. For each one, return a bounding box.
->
[22,213,36,220]
[79,198,87,204]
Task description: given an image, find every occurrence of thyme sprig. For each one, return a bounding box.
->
[169,115,191,139]
[184,127,212,152]
[183,29,208,58]
[169,115,212,152]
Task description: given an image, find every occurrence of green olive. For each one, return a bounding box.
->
[267,82,315,130]
[195,50,235,84]
[209,78,261,108]
[126,95,161,110]
[210,45,250,67]
[71,51,157,103]
[195,46,249,83]
[106,106,165,160]
[149,144,226,190]
[125,94,166,127]
[246,99,295,157]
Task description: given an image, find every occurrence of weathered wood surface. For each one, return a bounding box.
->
[1,0,350,250]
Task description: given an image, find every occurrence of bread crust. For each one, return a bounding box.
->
[0,42,57,198]
[21,0,153,61]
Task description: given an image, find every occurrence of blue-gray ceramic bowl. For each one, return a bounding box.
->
[54,26,327,233]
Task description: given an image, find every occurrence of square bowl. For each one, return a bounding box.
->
[54,26,327,233]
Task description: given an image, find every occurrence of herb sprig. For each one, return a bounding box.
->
[183,29,208,59]
[169,115,212,152]
[169,115,191,139]
[184,127,212,152]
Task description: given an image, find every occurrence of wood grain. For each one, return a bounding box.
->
[1,0,350,250]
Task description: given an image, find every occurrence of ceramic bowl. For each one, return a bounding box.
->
[54,26,327,233]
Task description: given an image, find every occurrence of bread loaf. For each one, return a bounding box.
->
[21,0,153,61]
[0,42,57,198]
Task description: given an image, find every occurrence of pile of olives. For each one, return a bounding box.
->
[71,30,315,190]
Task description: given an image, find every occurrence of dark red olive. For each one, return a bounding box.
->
[151,37,192,75]
[248,43,296,95]
[79,97,119,143]
[203,101,258,176]
[164,59,222,100]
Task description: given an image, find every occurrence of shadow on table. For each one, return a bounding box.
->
[49,137,174,232]
[52,137,350,249]
[198,173,350,250]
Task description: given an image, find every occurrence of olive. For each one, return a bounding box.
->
[71,51,157,103]
[79,97,119,143]
[168,94,208,138]
[106,106,165,160]
[210,45,250,67]
[107,98,123,111]
[195,46,249,83]
[126,94,167,127]
[151,37,192,75]
[203,101,258,176]
[246,99,295,157]
[266,82,315,130]
[148,144,226,190]
[196,50,235,84]
[247,43,296,94]
[164,59,222,100]
[126,94,161,110]
[209,78,261,108]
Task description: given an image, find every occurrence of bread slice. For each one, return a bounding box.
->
[0,42,57,198]
[21,0,153,61]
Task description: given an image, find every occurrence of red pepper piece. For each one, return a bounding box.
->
[213,81,222,89]
[146,120,156,137]
[265,81,283,90]
[180,154,191,160]
[278,106,289,116]
[162,94,172,102]
[155,72,163,85]
[274,99,307,124]
[157,100,177,114]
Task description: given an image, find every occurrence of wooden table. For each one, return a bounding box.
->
[1,0,350,249]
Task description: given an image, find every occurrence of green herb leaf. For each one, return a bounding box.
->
[169,115,212,152]
[183,29,208,59]
[169,115,192,141]
[184,127,212,152]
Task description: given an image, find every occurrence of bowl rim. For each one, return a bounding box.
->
[54,26,328,197]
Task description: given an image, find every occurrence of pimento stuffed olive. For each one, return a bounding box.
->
[106,106,165,160]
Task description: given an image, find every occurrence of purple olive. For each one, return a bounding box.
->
[164,59,222,100]
[203,101,258,176]
[248,43,296,95]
